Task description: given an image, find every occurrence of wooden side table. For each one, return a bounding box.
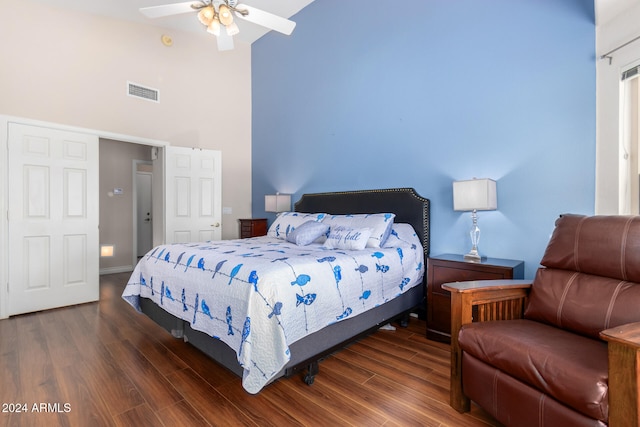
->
[239,218,267,238]
[427,254,524,343]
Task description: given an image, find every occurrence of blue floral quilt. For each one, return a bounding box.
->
[122,223,424,393]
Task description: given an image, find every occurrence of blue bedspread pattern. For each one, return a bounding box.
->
[122,224,423,393]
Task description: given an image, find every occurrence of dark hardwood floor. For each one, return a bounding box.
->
[0,273,500,426]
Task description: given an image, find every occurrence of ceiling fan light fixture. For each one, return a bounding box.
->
[207,17,221,36]
[139,0,296,51]
[225,21,239,36]
[218,4,234,26]
[197,5,215,26]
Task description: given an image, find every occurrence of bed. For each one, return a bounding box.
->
[123,187,430,393]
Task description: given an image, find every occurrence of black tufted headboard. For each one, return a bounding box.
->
[294,188,430,257]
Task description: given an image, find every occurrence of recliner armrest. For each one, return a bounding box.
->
[444,279,532,412]
[600,322,640,427]
[443,278,533,293]
[443,279,533,336]
[601,321,640,348]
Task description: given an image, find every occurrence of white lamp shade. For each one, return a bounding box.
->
[453,178,497,211]
[265,194,291,213]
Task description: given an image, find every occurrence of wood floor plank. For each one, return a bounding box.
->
[216,381,303,426]
[261,380,351,426]
[314,353,375,385]
[0,317,21,402]
[39,308,85,370]
[334,346,450,403]
[344,339,439,385]
[105,338,184,411]
[113,403,164,427]
[120,330,189,375]
[279,365,388,426]
[315,356,441,426]
[0,273,500,427]
[364,372,492,427]
[351,337,434,375]
[0,315,18,355]
[157,400,212,427]
[159,334,239,388]
[0,350,21,403]
[51,363,114,427]
[17,315,64,413]
[72,346,146,417]
[165,368,257,426]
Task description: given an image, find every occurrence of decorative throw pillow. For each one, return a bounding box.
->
[321,213,395,248]
[286,221,330,246]
[267,212,327,240]
[323,226,372,251]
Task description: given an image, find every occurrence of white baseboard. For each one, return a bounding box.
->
[100,265,134,275]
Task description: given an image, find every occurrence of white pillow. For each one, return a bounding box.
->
[321,213,395,248]
[323,226,372,251]
[286,221,330,246]
[382,223,422,249]
[267,212,326,240]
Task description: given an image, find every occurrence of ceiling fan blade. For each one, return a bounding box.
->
[216,31,235,51]
[234,4,296,35]
[140,1,201,19]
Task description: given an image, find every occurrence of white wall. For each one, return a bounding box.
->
[0,0,253,239]
[596,2,640,213]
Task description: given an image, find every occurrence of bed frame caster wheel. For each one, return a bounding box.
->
[304,361,319,386]
[399,313,410,328]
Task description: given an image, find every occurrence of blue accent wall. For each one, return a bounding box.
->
[251,0,595,279]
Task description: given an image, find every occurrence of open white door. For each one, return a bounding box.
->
[8,123,99,315]
[163,146,222,243]
[135,170,153,256]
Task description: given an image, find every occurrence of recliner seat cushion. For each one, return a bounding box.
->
[462,354,607,427]
[459,319,608,422]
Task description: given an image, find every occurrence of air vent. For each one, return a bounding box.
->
[622,66,640,82]
[127,81,159,103]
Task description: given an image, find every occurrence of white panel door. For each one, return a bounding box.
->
[8,123,99,315]
[136,171,153,256]
[165,146,222,243]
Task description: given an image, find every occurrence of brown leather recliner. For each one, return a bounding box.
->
[444,214,640,427]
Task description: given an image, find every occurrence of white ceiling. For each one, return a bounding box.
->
[28,0,640,44]
[595,0,639,25]
[30,0,315,45]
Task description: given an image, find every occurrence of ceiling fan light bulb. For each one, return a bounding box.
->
[207,18,221,36]
[197,5,215,26]
[218,4,234,26]
[225,21,239,36]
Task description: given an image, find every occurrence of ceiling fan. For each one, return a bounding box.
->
[140,0,296,51]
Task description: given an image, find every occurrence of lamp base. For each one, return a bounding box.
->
[463,249,485,263]
[465,210,486,263]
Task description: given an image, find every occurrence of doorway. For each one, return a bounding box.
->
[99,139,154,274]
[620,64,640,214]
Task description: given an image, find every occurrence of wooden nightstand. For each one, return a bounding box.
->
[239,218,267,238]
[427,254,524,343]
